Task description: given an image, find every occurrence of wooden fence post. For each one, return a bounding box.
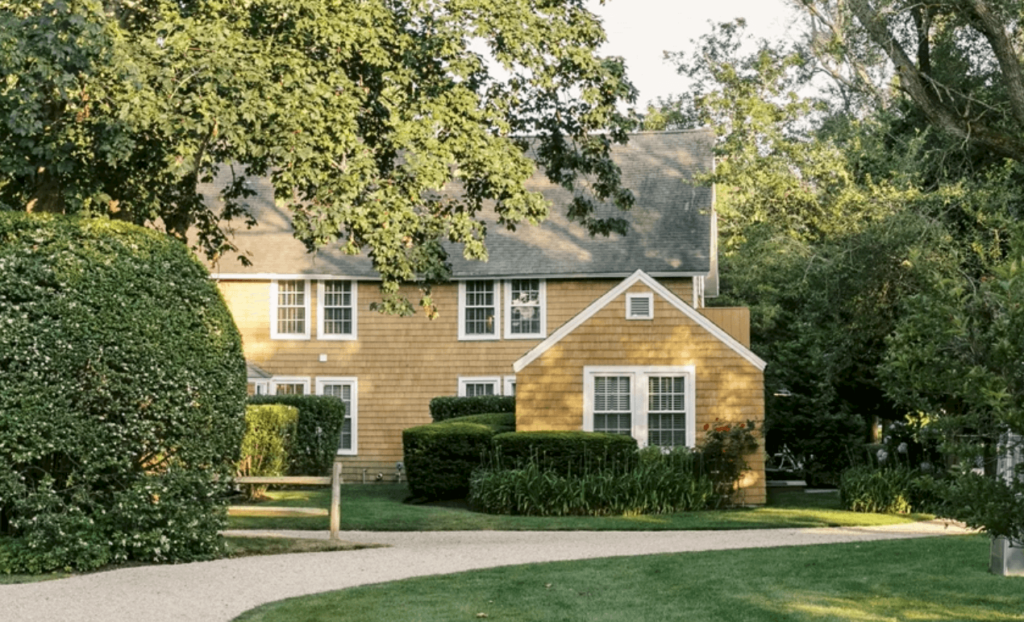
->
[329,462,342,540]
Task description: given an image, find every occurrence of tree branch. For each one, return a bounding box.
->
[959,0,1024,128]
[847,0,1024,163]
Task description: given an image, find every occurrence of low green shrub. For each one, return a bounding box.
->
[430,396,515,422]
[490,431,639,477]
[247,396,346,476]
[446,412,516,433]
[839,465,921,514]
[469,447,715,516]
[403,422,496,500]
[237,405,299,500]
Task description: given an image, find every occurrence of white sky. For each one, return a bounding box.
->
[587,0,805,107]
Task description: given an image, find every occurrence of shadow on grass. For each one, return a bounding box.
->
[226,484,929,532]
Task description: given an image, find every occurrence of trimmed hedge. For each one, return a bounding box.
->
[0,214,247,573]
[247,396,346,476]
[403,422,496,500]
[446,412,516,433]
[490,431,639,477]
[237,405,299,500]
[429,395,515,422]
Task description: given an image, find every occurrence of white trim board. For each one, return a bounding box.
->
[512,270,767,373]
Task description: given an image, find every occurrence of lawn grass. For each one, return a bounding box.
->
[233,535,1021,622]
[226,484,932,532]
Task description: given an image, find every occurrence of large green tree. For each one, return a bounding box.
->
[0,0,637,312]
[796,0,1024,165]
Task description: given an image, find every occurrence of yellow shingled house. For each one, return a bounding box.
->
[204,130,768,504]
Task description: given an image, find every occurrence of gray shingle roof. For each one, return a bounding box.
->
[204,130,714,279]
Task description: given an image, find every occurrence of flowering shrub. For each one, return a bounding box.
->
[0,214,247,573]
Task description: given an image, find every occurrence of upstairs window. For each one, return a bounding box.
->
[271,280,310,339]
[459,280,498,340]
[318,280,357,340]
[505,279,545,338]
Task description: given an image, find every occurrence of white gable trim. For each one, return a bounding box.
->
[512,270,767,373]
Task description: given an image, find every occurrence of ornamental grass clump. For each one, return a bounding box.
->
[0,214,247,574]
[468,446,716,516]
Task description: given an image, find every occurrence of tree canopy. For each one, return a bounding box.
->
[0,0,637,312]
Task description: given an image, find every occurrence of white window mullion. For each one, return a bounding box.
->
[634,373,648,447]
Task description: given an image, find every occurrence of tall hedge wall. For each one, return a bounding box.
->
[0,214,247,573]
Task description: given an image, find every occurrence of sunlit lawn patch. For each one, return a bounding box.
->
[234,535,1021,622]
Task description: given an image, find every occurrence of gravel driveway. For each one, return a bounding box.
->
[2,521,972,622]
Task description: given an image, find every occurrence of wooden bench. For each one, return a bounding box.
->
[228,463,342,540]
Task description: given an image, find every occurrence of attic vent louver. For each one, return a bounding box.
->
[626,293,653,320]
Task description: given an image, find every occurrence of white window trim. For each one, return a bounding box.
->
[316,279,358,341]
[316,376,359,456]
[625,292,654,320]
[458,280,500,341]
[582,366,696,449]
[249,380,270,396]
[458,376,501,397]
[270,279,312,340]
[503,375,517,396]
[269,376,311,396]
[504,279,546,339]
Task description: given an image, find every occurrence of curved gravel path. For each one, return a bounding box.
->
[3,521,972,622]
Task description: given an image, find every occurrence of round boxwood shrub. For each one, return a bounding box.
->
[0,214,247,573]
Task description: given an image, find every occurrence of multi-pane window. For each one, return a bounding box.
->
[464,383,495,397]
[647,376,687,447]
[593,376,632,436]
[463,280,496,337]
[274,383,305,396]
[508,279,542,336]
[320,382,355,452]
[321,281,353,336]
[585,367,695,450]
[276,280,307,336]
